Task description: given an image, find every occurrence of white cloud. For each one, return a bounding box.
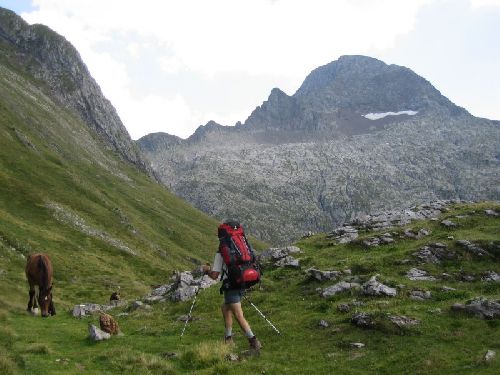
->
[20,0,499,138]
[470,0,500,7]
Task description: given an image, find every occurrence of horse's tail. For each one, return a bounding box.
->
[38,255,50,290]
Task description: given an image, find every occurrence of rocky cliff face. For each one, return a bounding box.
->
[0,7,154,177]
[138,56,499,244]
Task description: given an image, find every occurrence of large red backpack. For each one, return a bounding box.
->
[218,221,261,290]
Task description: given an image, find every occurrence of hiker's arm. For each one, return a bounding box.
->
[202,264,219,280]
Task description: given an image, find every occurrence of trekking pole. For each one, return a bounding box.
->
[180,287,200,338]
[243,294,281,335]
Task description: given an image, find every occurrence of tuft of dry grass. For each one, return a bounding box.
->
[180,341,232,370]
[97,348,175,374]
[23,343,52,355]
[0,353,18,375]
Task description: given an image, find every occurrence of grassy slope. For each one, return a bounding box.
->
[2,195,499,374]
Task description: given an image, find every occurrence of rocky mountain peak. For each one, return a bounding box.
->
[294,55,466,116]
[136,132,183,153]
[0,7,155,177]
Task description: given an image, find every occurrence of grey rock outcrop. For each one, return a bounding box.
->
[406,268,436,281]
[351,312,375,329]
[362,276,397,297]
[387,315,421,328]
[320,281,360,298]
[327,226,358,244]
[409,290,432,301]
[413,243,455,264]
[482,271,500,282]
[451,298,500,319]
[260,246,301,268]
[441,220,457,228]
[143,270,218,303]
[484,209,498,216]
[456,240,490,257]
[306,268,343,282]
[72,303,117,318]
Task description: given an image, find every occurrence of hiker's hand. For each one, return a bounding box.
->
[202,264,211,275]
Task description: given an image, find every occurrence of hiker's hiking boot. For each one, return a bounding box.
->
[248,336,262,350]
[224,335,234,345]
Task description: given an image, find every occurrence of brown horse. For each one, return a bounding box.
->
[25,253,56,317]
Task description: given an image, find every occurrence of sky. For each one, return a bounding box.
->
[1,0,499,139]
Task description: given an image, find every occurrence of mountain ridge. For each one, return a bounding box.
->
[0,7,155,178]
[138,56,499,244]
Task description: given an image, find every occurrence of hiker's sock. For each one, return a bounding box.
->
[245,330,255,339]
[225,328,232,338]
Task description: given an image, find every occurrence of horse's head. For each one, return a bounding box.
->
[38,286,53,317]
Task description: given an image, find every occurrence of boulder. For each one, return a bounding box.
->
[337,303,351,313]
[452,298,500,319]
[259,246,301,268]
[406,268,436,281]
[350,343,365,348]
[456,240,490,257]
[363,237,380,247]
[441,220,456,228]
[306,268,342,282]
[170,286,198,302]
[484,209,498,216]
[327,226,358,244]
[409,290,432,301]
[484,350,496,362]
[320,282,360,298]
[318,319,329,328]
[362,276,397,297]
[88,324,110,341]
[482,271,500,282]
[387,315,421,328]
[72,303,109,318]
[274,256,300,268]
[351,312,375,329]
[131,300,152,310]
[413,243,455,264]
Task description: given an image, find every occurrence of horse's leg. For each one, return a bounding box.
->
[33,286,39,309]
[49,298,56,316]
[27,281,35,312]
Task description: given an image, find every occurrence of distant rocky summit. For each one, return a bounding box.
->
[138,55,499,243]
[0,7,154,177]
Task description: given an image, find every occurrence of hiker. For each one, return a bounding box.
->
[203,221,262,350]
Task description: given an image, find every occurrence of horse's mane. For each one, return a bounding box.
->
[38,255,50,290]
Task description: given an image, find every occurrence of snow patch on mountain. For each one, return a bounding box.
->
[364,111,418,120]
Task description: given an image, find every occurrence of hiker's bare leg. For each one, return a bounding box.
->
[222,303,233,330]
[229,302,251,333]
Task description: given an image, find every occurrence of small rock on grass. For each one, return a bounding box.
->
[88,324,110,341]
[484,350,496,362]
[441,220,456,228]
[162,352,178,359]
[350,343,365,348]
[318,319,329,328]
[225,353,240,362]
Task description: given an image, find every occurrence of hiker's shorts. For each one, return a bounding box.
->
[224,289,243,304]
